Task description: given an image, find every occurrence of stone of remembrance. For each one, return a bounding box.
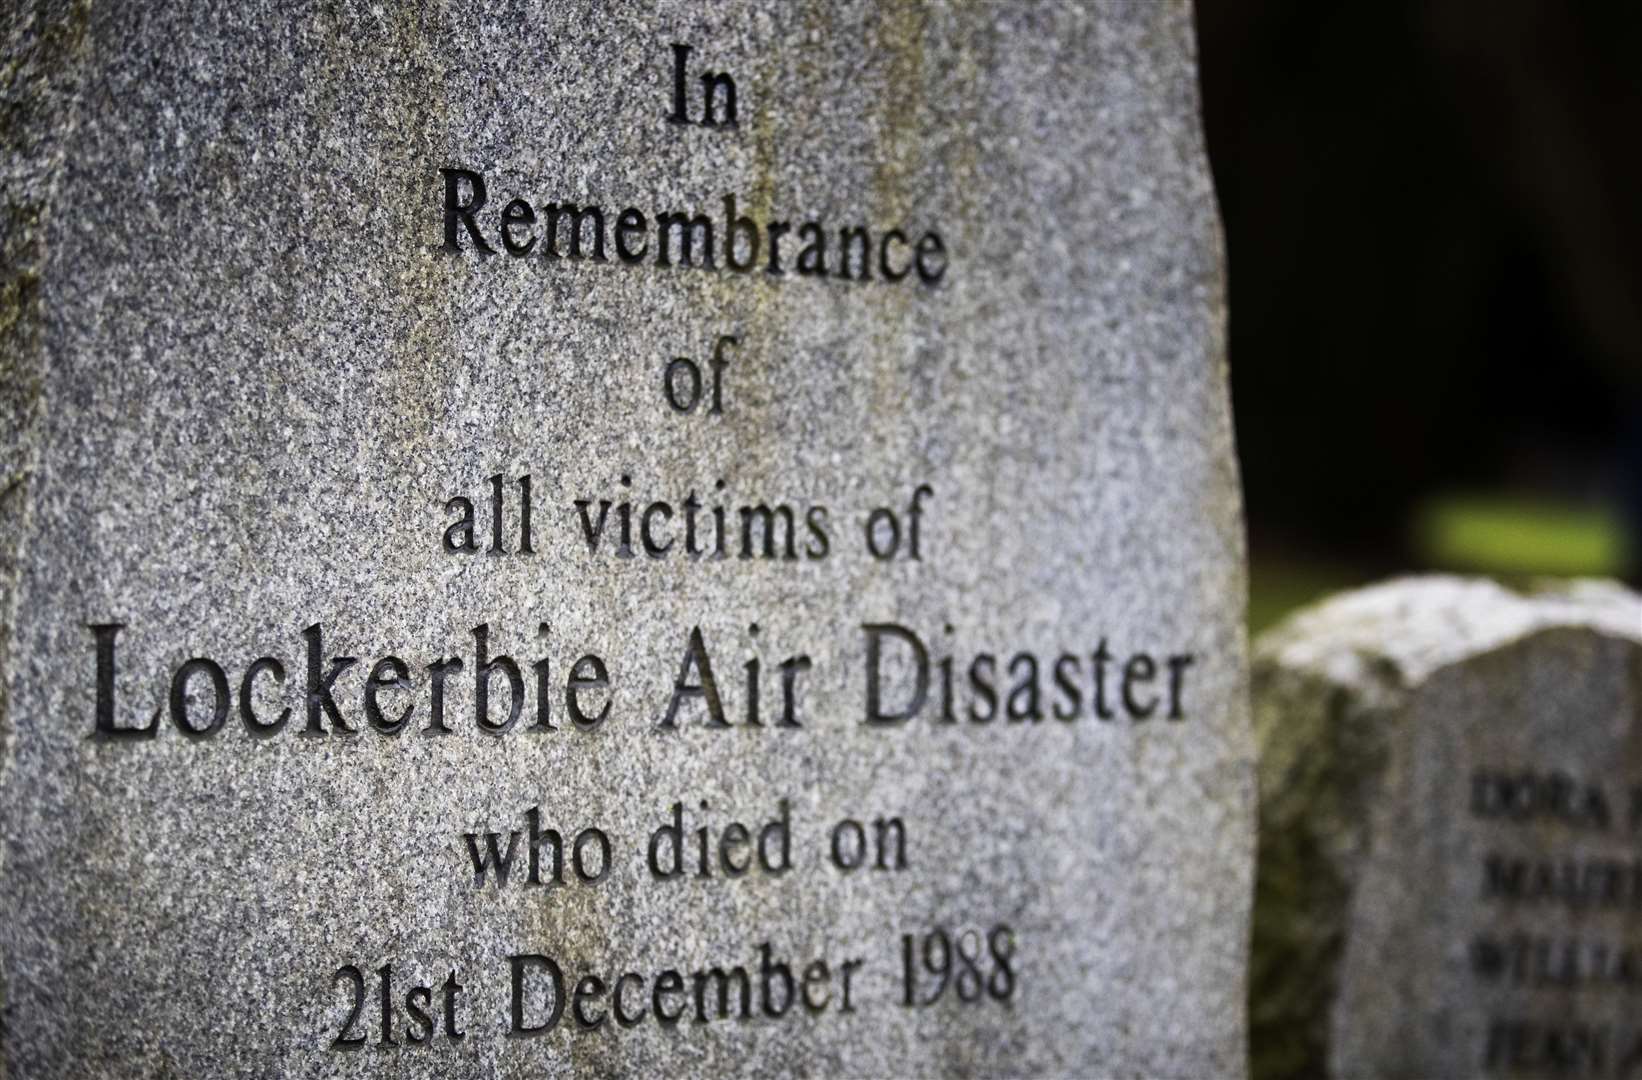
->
[0,2,1251,1076]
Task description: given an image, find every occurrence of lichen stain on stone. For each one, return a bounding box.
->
[0,9,93,979]
[0,264,43,426]
[855,1,931,436]
[940,8,991,232]
[868,0,926,225]
[0,0,89,140]
[309,0,458,467]
[723,35,790,425]
[524,835,619,1077]
[0,257,42,1080]
[690,80,785,435]
[1248,666,1359,1080]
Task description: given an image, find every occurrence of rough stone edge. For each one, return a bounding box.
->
[1248,575,1642,1080]
[0,3,88,1075]
[1180,3,1262,1073]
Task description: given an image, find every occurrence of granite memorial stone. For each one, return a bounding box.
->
[0,1,1252,1075]
[1251,576,1642,1080]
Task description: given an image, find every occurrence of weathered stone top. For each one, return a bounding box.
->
[1258,575,1642,692]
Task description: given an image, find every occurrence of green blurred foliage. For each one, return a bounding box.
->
[1249,494,1636,636]
[1414,495,1632,579]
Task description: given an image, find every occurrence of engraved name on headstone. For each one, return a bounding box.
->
[0,3,1251,1076]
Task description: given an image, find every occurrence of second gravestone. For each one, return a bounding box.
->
[1252,577,1642,1080]
[1,2,1252,1076]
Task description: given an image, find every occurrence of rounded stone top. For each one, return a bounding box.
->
[1256,574,1642,690]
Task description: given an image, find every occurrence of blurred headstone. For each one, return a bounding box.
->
[0,1,1253,1076]
[1252,576,1642,1079]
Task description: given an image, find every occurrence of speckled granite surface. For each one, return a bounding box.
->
[0,2,1250,1075]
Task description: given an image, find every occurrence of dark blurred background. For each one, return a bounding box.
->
[1195,1,1642,630]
